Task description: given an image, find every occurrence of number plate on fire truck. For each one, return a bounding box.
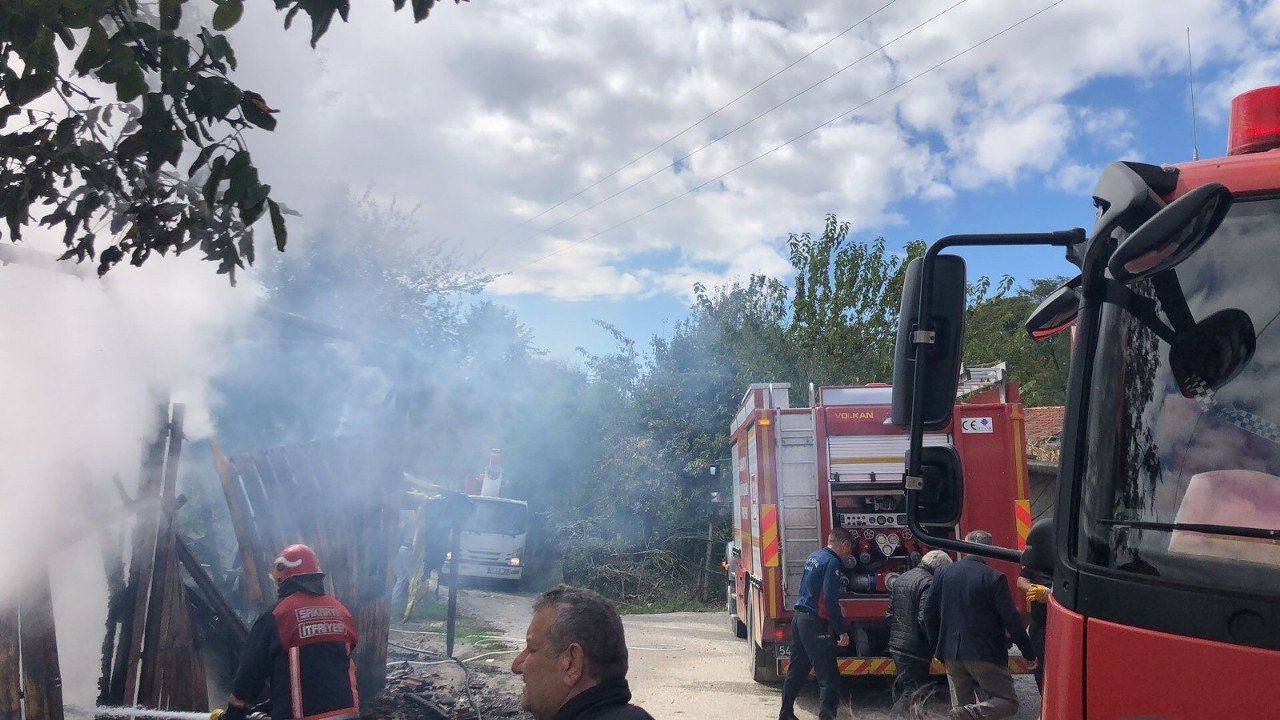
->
[775,644,791,658]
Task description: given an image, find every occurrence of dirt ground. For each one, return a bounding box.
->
[438,588,1044,720]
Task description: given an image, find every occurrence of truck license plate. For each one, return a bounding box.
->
[485,566,517,576]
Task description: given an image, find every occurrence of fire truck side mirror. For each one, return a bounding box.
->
[914,446,963,526]
[890,255,967,430]
[1021,518,1055,576]
[1108,182,1233,283]
[1025,276,1081,341]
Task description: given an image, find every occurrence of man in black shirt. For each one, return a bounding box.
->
[511,586,654,720]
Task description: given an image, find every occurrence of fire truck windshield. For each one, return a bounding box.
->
[1078,196,1280,595]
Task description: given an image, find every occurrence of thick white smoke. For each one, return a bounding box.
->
[0,245,258,704]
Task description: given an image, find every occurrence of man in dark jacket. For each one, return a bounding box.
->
[923,531,1037,720]
[215,544,360,720]
[511,585,654,720]
[886,549,952,717]
[779,528,855,720]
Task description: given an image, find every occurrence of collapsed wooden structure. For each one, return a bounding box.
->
[211,434,401,699]
[0,401,403,717]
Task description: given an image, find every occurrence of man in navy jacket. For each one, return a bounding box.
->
[778,528,855,720]
[923,530,1037,720]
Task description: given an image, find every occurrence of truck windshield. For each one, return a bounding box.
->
[1078,197,1280,596]
[466,499,529,535]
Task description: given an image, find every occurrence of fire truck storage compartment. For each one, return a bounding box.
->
[827,432,950,596]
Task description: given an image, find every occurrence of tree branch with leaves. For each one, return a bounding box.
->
[0,0,466,280]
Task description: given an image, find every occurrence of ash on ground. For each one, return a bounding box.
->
[366,621,530,720]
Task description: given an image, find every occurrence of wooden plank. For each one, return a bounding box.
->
[0,604,20,720]
[232,455,281,561]
[210,439,266,606]
[94,480,128,705]
[176,538,249,644]
[282,445,328,560]
[251,451,302,546]
[159,559,207,711]
[305,442,354,599]
[266,448,310,546]
[19,569,64,720]
[118,401,171,706]
[136,403,186,705]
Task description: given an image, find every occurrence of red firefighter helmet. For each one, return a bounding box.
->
[270,543,322,582]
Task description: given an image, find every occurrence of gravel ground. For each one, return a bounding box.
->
[398,588,1044,720]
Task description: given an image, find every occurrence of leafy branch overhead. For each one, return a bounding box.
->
[0,0,467,280]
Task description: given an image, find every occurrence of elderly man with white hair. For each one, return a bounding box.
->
[885,549,953,717]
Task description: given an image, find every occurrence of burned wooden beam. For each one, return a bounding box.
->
[116,401,171,706]
[176,537,249,644]
[210,439,267,607]
[18,569,65,720]
[93,480,129,707]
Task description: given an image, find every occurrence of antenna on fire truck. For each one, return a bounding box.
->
[1187,27,1200,161]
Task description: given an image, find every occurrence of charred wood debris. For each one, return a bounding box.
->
[1,399,518,720]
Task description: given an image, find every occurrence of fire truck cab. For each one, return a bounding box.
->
[726,377,1035,683]
[891,86,1280,718]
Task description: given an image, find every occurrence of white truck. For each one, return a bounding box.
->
[445,495,529,585]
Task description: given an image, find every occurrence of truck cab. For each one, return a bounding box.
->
[891,86,1280,718]
[445,495,528,585]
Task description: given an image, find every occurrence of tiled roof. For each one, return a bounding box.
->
[1025,406,1065,447]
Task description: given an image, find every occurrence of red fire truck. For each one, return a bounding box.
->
[891,85,1280,718]
[725,377,1036,682]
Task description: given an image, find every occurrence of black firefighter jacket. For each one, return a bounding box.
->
[230,575,360,720]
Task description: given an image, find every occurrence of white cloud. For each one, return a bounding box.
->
[212,0,1273,301]
[1050,162,1104,196]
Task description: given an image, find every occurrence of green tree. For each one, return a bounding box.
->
[0,0,465,280]
[788,214,926,386]
[963,275,1072,406]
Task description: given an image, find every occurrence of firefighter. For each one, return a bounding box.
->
[778,528,855,720]
[213,544,360,720]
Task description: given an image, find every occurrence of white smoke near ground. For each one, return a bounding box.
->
[0,247,259,704]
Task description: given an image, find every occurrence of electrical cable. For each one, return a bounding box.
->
[474,1,901,261]
[514,0,969,250]
[508,0,1069,273]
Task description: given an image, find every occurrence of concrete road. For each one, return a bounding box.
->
[457,588,1042,720]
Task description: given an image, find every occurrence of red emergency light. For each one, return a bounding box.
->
[1227,85,1280,155]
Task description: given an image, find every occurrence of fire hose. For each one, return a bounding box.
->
[67,707,266,720]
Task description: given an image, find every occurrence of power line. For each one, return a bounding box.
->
[509,0,1069,274]
[512,0,969,252]
[471,2,899,267]
[512,1,900,231]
